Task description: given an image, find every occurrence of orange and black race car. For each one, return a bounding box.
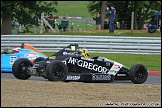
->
[12,43,148,84]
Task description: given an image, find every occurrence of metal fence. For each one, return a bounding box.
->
[1,35,161,54]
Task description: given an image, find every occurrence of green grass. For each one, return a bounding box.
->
[54,1,91,18]
[25,29,161,37]
[43,52,161,70]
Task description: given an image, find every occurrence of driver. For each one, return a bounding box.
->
[12,46,21,53]
[80,49,89,58]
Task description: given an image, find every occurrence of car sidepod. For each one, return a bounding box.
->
[64,56,114,82]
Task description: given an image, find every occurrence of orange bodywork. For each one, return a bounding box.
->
[22,43,47,57]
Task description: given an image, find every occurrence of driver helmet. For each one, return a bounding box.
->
[12,46,21,53]
[80,49,89,58]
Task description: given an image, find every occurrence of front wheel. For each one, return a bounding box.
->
[129,64,148,84]
[12,58,32,80]
[46,60,68,81]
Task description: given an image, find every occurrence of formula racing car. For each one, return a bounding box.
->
[1,43,47,72]
[12,43,148,84]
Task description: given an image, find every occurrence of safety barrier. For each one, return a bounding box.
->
[1,35,161,54]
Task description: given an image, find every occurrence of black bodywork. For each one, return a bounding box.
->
[12,43,148,84]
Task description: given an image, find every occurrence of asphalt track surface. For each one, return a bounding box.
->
[1,71,161,85]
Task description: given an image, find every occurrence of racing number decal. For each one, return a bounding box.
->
[10,56,17,65]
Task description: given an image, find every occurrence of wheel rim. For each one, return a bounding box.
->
[53,64,65,79]
[18,62,31,75]
[135,66,147,81]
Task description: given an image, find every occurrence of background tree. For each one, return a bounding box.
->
[87,1,107,30]
[1,1,58,35]
[100,1,107,29]
[132,1,161,30]
[87,1,161,30]
[87,1,102,16]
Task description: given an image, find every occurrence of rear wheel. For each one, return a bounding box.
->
[46,60,68,81]
[12,58,32,80]
[129,64,148,84]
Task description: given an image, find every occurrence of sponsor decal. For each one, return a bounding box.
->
[65,48,71,50]
[66,75,80,80]
[68,57,108,74]
[63,51,77,55]
[10,56,17,65]
[108,62,123,75]
[92,74,111,80]
[24,52,38,60]
[110,69,116,72]
[81,57,94,62]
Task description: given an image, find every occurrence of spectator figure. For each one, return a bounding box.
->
[120,20,127,30]
[58,17,68,32]
[51,14,56,27]
[114,21,117,29]
[45,14,55,32]
[93,12,101,30]
[148,16,158,33]
[104,21,109,29]
[70,23,74,31]
[107,4,116,33]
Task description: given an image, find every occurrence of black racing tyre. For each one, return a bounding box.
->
[46,60,68,81]
[33,57,45,63]
[12,58,32,80]
[129,64,148,84]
